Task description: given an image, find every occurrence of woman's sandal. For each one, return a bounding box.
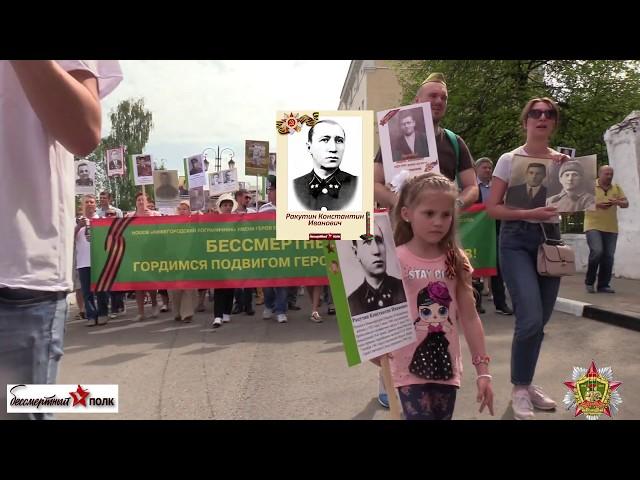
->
[310,311,323,323]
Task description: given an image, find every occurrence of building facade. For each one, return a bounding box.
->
[338,60,403,151]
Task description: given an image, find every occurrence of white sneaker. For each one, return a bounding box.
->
[263,308,273,320]
[109,313,117,319]
[134,314,145,322]
[277,314,288,323]
[211,317,222,328]
[151,305,159,318]
[512,389,535,420]
[528,385,557,410]
[222,314,231,323]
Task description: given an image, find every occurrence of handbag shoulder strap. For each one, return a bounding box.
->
[539,223,549,242]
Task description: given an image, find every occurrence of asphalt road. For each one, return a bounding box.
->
[56,295,639,420]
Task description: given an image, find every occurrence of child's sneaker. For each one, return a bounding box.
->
[277,314,288,323]
[211,317,222,328]
[377,393,390,409]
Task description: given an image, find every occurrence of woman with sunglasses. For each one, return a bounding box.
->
[486,97,569,420]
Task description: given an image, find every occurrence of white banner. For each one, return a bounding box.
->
[7,384,119,414]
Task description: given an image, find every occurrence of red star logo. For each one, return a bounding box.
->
[564,361,622,417]
[70,385,90,407]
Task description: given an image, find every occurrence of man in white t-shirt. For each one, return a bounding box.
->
[231,188,256,315]
[0,60,122,419]
[75,194,109,326]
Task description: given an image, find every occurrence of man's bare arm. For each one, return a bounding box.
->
[11,61,101,156]
[458,168,480,208]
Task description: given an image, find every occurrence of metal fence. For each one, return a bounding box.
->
[560,212,584,234]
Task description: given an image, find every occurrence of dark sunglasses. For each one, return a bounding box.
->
[527,109,557,120]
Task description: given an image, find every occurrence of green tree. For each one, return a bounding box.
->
[91,98,154,211]
[391,60,640,164]
[392,60,640,234]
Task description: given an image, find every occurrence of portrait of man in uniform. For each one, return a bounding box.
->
[348,222,406,316]
[189,186,205,211]
[292,120,357,212]
[136,155,153,178]
[546,160,596,212]
[107,148,123,172]
[75,161,94,186]
[154,170,179,200]
[189,156,203,175]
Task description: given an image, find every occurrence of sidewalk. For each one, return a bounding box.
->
[555,275,640,331]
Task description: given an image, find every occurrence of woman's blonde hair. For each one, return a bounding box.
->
[393,172,470,281]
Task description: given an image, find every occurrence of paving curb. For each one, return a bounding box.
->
[554,297,588,317]
[555,297,640,332]
[582,305,640,332]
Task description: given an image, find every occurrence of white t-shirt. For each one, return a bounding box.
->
[0,61,123,291]
[492,146,527,185]
[492,146,560,224]
[75,214,100,269]
[258,202,276,213]
[233,207,257,214]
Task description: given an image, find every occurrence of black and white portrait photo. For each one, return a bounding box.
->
[557,146,576,158]
[209,168,238,196]
[506,159,550,209]
[268,152,276,176]
[545,156,597,212]
[153,170,180,201]
[106,147,124,177]
[134,154,154,186]
[75,160,96,195]
[288,117,362,212]
[189,186,205,211]
[391,108,430,162]
[245,140,269,177]
[506,154,597,212]
[187,154,206,189]
[377,102,438,185]
[335,213,407,317]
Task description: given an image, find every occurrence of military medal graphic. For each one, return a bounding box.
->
[563,361,622,420]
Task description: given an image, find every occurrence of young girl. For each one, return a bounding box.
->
[388,172,494,420]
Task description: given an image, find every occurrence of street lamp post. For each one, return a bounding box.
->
[202,146,235,173]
